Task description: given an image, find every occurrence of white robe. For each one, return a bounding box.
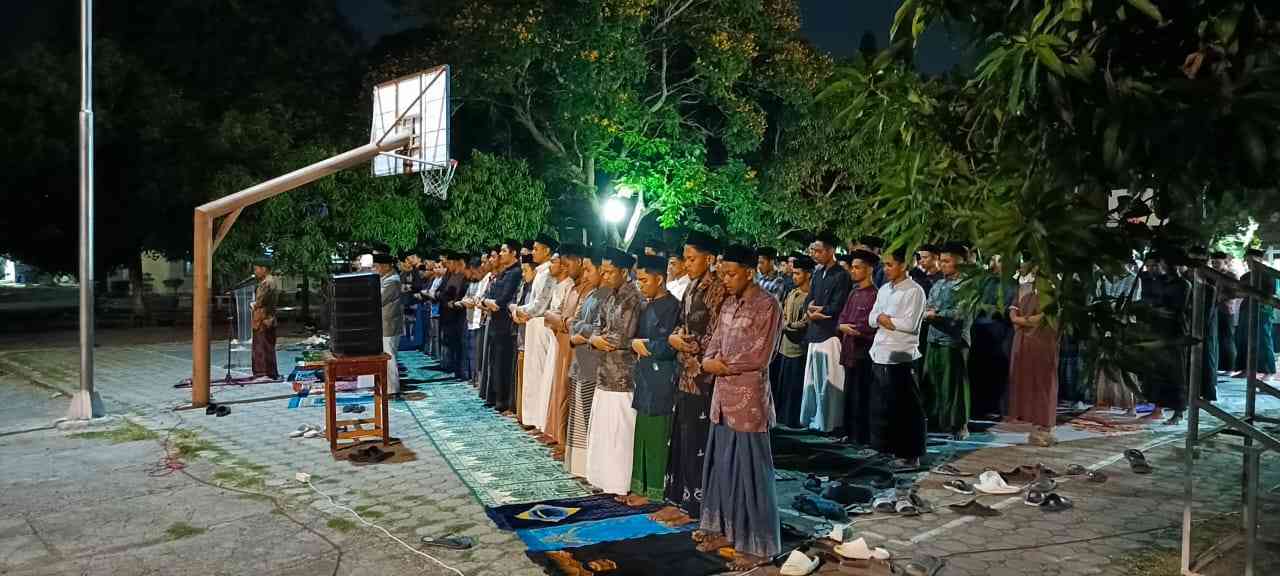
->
[586,389,636,495]
[520,317,553,429]
[799,336,844,432]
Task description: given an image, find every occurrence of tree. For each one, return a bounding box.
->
[387,0,826,247]
[439,151,550,250]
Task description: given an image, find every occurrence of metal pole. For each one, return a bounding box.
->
[1181,270,1205,575]
[68,0,103,420]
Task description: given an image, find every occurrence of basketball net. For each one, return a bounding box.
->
[421,159,457,200]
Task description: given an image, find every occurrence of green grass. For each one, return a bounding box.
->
[211,468,266,491]
[352,505,385,519]
[326,518,357,533]
[69,420,159,443]
[171,429,227,460]
[1114,515,1239,576]
[164,521,206,541]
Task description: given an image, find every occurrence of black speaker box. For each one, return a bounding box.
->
[329,272,382,356]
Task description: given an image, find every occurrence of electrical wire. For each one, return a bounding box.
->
[306,478,465,576]
[146,412,345,576]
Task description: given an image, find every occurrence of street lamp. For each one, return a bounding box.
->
[603,196,627,224]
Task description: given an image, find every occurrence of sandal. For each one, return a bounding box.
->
[1065,464,1087,476]
[1085,470,1108,483]
[419,535,474,550]
[1124,448,1153,474]
[932,463,972,477]
[215,405,231,417]
[903,553,946,576]
[943,479,974,495]
[586,559,617,572]
[894,498,918,515]
[947,499,1000,517]
[1024,490,1046,506]
[1042,493,1073,512]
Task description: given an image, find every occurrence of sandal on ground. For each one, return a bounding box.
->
[779,550,820,576]
[1085,470,1108,483]
[289,424,315,438]
[903,553,946,576]
[943,479,974,495]
[350,445,392,463]
[931,463,972,477]
[1024,490,1046,507]
[419,535,474,550]
[1124,448,1153,474]
[894,498,918,515]
[1065,464,1087,476]
[1041,493,1073,512]
[947,499,1000,517]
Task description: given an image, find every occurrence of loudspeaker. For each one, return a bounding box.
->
[329,272,382,356]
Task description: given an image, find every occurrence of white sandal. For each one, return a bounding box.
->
[779,550,820,575]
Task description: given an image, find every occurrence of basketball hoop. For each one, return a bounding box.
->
[421,158,457,200]
[370,66,452,198]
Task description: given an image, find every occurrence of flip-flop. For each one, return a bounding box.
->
[803,474,824,493]
[205,403,219,415]
[289,424,312,438]
[1065,464,1088,476]
[215,405,231,417]
[779,550,821,576]
[947,499,1000,517]
[1124,449,1153,474]
[932,463,972,477]
[903,554,946,576]
[1024,490,1046,506]
[1086,470,1108,483]
[1042,493,1073,512]
[1027,477,1057,493]
[871,490,898,513]
[419,535,474,550]
[894,498,918,515]
[943,479,974,495]
[303,427,324,439]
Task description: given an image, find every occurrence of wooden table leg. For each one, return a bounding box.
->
[380,361,390,445]
[325,362,337,453]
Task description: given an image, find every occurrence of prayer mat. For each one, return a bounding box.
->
[527,532,725,576]
[486,494,665,531]
[398,352,592,507]
[516,513,693,552]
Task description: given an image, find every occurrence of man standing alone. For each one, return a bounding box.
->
[373,252,403,396]
[250,256,280,381]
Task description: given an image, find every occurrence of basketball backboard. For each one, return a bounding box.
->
[370,65,450,177]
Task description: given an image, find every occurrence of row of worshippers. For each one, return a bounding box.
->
[409,234,781,570]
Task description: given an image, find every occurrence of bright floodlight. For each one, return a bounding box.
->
[603,196,628,223]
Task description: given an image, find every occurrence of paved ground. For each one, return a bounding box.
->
[0,339,1276,576]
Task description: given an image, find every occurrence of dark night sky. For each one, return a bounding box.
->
[336,0,969,73]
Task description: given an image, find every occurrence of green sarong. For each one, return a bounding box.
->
[923,344,970,434]
[631,413,673,500]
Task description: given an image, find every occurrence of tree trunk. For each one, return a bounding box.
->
[128,255,146,322]
[300,273,311,325]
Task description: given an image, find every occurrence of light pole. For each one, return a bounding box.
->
[68,0,104,420]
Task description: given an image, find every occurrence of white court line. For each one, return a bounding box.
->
[909,432,1182,544]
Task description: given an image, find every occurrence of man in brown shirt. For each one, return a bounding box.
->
[250,256,280,380]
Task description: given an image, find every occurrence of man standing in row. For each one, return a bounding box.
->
[586,248,641,496]
[694,245,782,571]
[435,252,468,379]
[837,249,879,446]
[800,232,851,432]
[373,252,403,397]
[775,256,814,428]
[544,244,587,451]
[564,251,610,477]
[923,243,973,440]
[518,235,560,430]
[868,246,928,467]
[480,241,522,412]
[655,231,725,521]
[626,254,681,504]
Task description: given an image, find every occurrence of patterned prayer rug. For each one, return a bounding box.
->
[398,351,592,507]
[486,494,665,531]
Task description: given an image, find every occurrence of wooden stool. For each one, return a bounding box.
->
[303,353,391,453]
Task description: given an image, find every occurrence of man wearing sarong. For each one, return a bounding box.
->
[775,256,813,428]
[837,250,879,446]
[868,245,928,466]
[564,252,610,477]
[543,244,587,452]
[692,244,782,571]
[623,254,681,504]
[480,241,522,412]
[651,231,726,522]
[586,248,641,495]
[800,231,851,432]
[373,253,404,396]
[510,255,537,419]
[249,256,280,380]
[517,235,560,430]
[922,243,973,440]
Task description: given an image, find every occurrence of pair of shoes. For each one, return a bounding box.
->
[341,404,366,414]
[205,403,231,417]
[290,424,323,438]
[1027,492,1073,512]
[349,445,392,463]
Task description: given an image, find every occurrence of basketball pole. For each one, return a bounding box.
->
[68,0,104,420]
[187,134,412,409]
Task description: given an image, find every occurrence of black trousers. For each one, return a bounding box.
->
[483,333,517,412]
[842,358,873,446]
[969,319,1011,418]
[870,362,927,460]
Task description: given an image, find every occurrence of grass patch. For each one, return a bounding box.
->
[326,518,357,533]
[69,420,159,443]
[210,468,265,491]
[352,505,385,519]
[230,459,269,474]
[164,521,207,541]
[1113,515,1239,576]
[171,429,226,460]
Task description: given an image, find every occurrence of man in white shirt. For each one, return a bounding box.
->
[665,253,691,301]
[516,234,559,429]
[867,245,928,467]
